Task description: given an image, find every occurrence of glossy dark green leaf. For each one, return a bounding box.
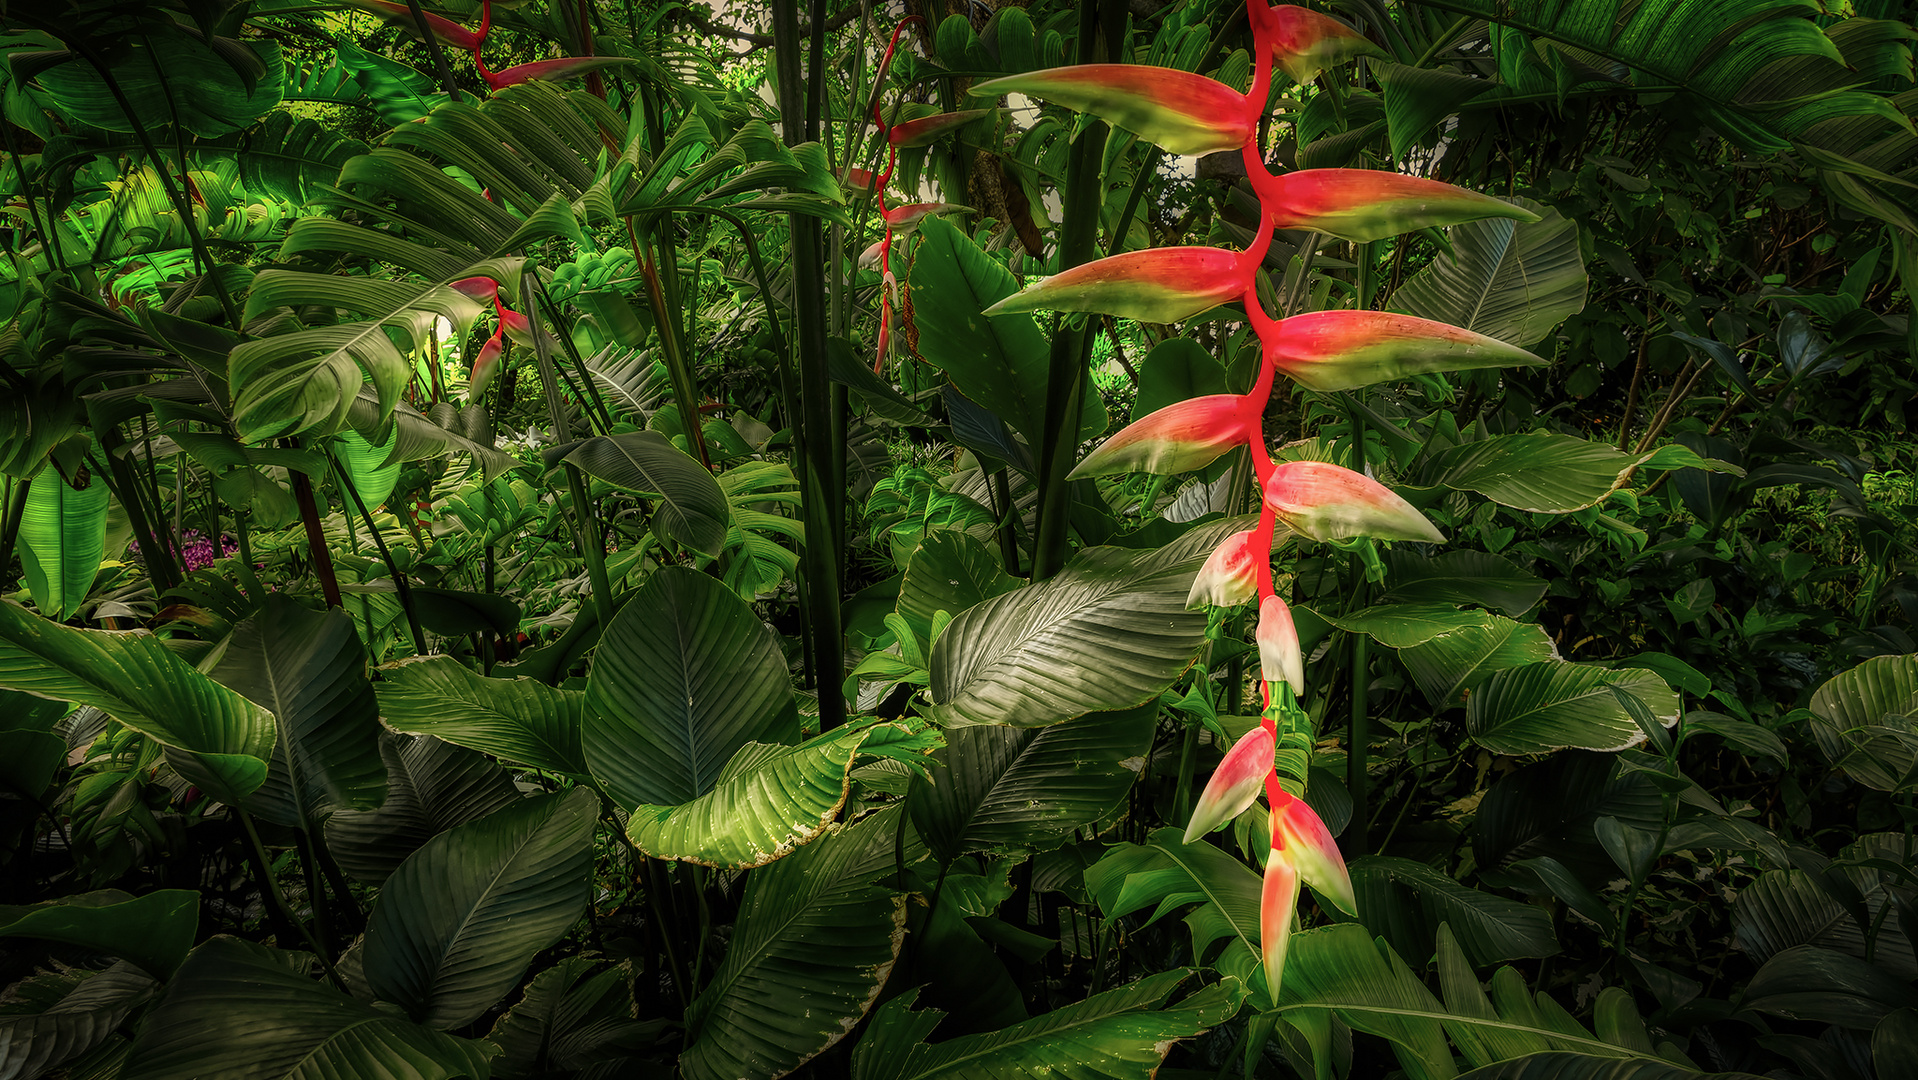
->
[376,657,587,776]
[0,890,198,979]
[484,958,662,1079]
[1131,338,1228,422]
[1466,662,1680,755]
[324,734,523,887]
[1397,613,1559,708]
[1807,654,1918,793]
[559,432,730,555]
[363,788,597,1030]
[1381,550,1547,618]
[896,531,1020,658]
[584,567,797,809]
[407,586,522,639]
[1392,198,1586,346]
[1739,945,1918,1028]
[17,470,109,623]
[1348,856,1560,967]
[0,963,155,1080]
[33,39,284,137]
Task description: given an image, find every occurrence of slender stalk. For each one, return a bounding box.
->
[524,270,616,629]
[286,450,344,609]
[327,447,429,656]
[401,0,464,102]
[236,808,345,988]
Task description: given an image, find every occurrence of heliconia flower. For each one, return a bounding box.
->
[970,65,1254,156]
[1255,169,1539,243]
[1068,393,1260,479]
[448,276,501,303]
[468,328,505,401]
[1187,529,1264,609]
[1271,789,1357,916]
[484,55,637,90]
[1182,724,1276,843]
[1261,843,1301,999]
[339,0,481,50]
[1264,460,1444,543]
[890,108,996,148]
[986,247,1247,323]
[497,303,535,348]
[1268,310,1547,392]
[1257,594,1305,697]
[881,202,972,233]
[841,167,882,198]
[858,239,891,270]
[1257,4,1387,84]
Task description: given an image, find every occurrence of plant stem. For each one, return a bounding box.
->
[236,808,345,989]
[328,447,429,656]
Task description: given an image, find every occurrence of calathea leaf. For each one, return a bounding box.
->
[376,656,588,776]
[323,734,522,887]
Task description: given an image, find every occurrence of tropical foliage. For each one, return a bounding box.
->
[1,0,1916,1078]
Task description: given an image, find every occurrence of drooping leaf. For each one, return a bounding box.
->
[1381,550,1547,618]
[928,545,1208,728]
[376,657,587,776]
[1424,434,1735,513]
[32,38,284,138]
[1347,856,1560,968]
[1085,828,1265,964]
[1734,868,1918,979]
[124,937,494,1080]
[895,531,1020,656]
[0,963,156,1080]
[1392,199,1587,346]
[1806,654,1918,793]
[679,808,910,1080]
[558,432,730,555]
[0,600,276,804]
[362,788,597,1030]
[1738,945,1918,1029]
[213,594,386,830]
[1466,662,1680,755]
[583,567,798,809]
[0,890,198,979]
[324,734,523,887]
[1397,613,1560,708]
[484,958,662,1079]
[17,469,110,622]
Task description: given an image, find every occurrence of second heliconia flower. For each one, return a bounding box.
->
[970,64,1254,156]
[1264,460,1443,543]
[985,247,1247,324]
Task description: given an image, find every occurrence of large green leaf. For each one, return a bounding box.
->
[1455,1055,1763,1079]
[0,963,156,1080]
[16,469,109,622]
[0,600,276,803]
[625,722,927,869]
[1424,434,1731,513]
[679,808,910,1080]
[928,545,1208,728]
[31,38,284,138]
[559,432,730,555]
[1466,662,1680,755]
[324,734,523,887]
[1806,654,1918,792]
[0,890,198,979]
[849,970,1239,1080]
[1734,863,1917,979]
[1738,945,1918,1029]
[1084,828,1265,964]
[1312,603,1496,649]
[1347,856,1559,968]
[911,703,1154,863]
[1397,613,1559,708]
[362,788,597,1030]
[896,531,1020,656]
[336,426,403,514]
[1381,550,1548,618]
[910,215,1105,451]
[1392,199,1587,347]
[213,595,386,830]
[584,566,797,809]
[377,656,587,776]
[484,958,661,1079]
[124,937,493,1080]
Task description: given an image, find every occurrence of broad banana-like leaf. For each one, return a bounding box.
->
[17,468,110,622]
[0,963,155,1080]
[679,808,910,1080]
[1396,612,1559,707]
[336,426,403,514]
[1807,654,1918,793]
[1465,662,1680,755]
[362,788,597,1030]
[557,432,730,555]
[1085,828,1265,964]
[928,545,1209,728]
[1349,855,1557,967]
[485,958,662,1078]
[213,595,387,830]
[31,37,284,137]
[583,567,798,810]
[1735,865,1918,978]
[0,601,275,804]
[324,734,523,887]
[0,890,198,979]
[971,65,1253,155]
[851,970,1240,1080]
[376,656,587,776]
[1391,200,1587,346]
[123,937,493,1080]
[1423,433,1740,513]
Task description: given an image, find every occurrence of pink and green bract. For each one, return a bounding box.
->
[980,2,1544,999]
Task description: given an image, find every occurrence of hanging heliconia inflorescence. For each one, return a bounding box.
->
[962,2,1548,999]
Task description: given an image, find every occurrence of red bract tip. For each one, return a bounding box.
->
[889,108,995,148]
[496,304,535,349]
[971,64,1254,156]
[986,247,1248,323]
[468,329,505,401]
[881,202,971,233]
[1261,843,1301,999]
[340,0,482,51]
[1268,310,1547,392]
[484,55,637,89]
[1255,168,1539,243]
[1256,594,1305,697]
[448,276,500,302]
[1257,4,1386,83]
[1264,460,1444,543]
[1187,529,1265,609]
[1069,393,1262,479]
[1271,790,1356,916]
[1182,724,1276,843]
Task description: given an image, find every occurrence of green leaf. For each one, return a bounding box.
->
[0,890,198,979]
[911,215,1105,451]
[1397,613,1559,708]
[1807,654,1918,793]
[1313,603,1497,648]
[896,531,1020,657]
[324,735,523,887]
[1739,945,1918,1029]
[850,970,1239,1080]
[1348,856,1560,967]
[484,958,661,1079]
[124,937,494,1080]
[1466,663,1680,755]
[0,600,276,804]
[1454,1053,1761,1079]
[0,729,65,799]
[336,427,403,515]
[911,703,1153,863]
[624,723,910,869]
[679,807,910,1080]
[362,788,597,1030]
[1378,64,1497,162]
[559,432,731,555]
[584,567,797,809]
[376,657,587,776]
[0,963,156,1080]
[1131,338,1228,421]
[1734,868,1917,978]
[1424,434,1664,513]
[1382,550,1547,618]
[1085,828,1264,964]
[33,39,284,137]
[1392,199,1587,346]
[1876,1010,1918,1080]
[17,469,110,622]
[928,545,1208,728]
[407,586,522,639]
[213,594,386,831]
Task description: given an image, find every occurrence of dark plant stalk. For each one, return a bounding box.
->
[236,807,345,988]
[93,448,181,593]
[1345,396,1372,855]
[0,477,28,587]
[636,227,711,471]
[286,449,345,609]
[524,274,616,629]
[401,0,464,102]
[296,828,338,957]
[328,448,429,656]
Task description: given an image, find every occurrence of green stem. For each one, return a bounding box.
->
[237,808,345,988]
[525,271,616,631]
[327,447,428,656]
